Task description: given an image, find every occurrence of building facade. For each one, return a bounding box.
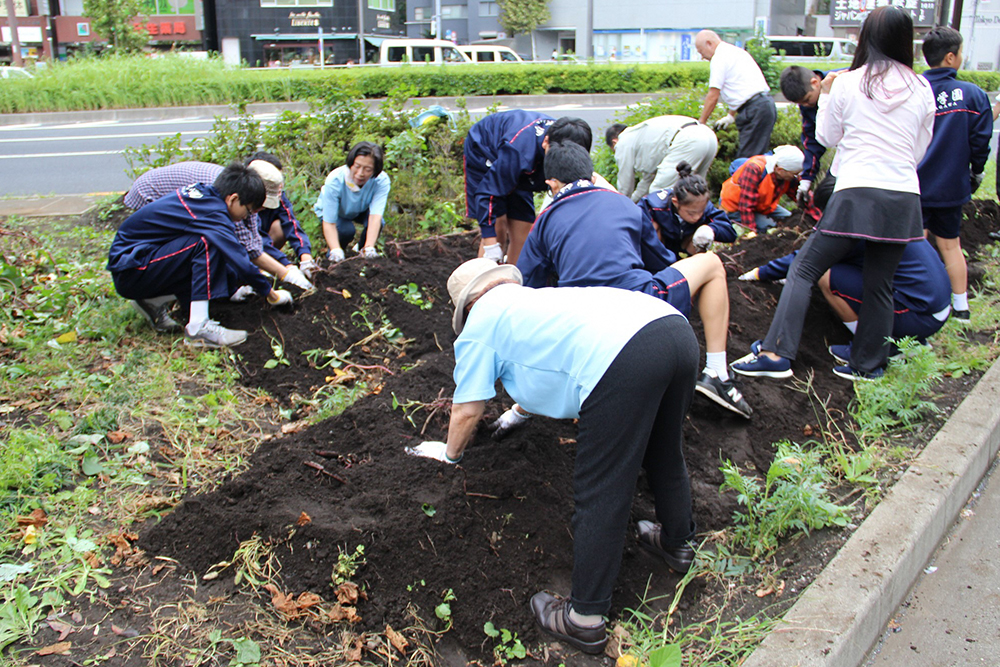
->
[203,0,405,67]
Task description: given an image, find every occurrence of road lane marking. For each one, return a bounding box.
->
[0,131,209,143]
[0,148,188,158]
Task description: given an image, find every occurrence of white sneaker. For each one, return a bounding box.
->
[184,320,247,348]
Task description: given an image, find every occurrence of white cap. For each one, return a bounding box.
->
[247,160,283,209]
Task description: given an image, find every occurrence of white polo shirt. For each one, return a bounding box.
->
[708,41,770,110]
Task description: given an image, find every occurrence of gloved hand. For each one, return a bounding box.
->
[404,441,462,464]
[737,267,760,281]
[487,406,532,441]
[971,172,984,194]
[360,245,379,259]
[327,248,345,263]
[691,226,715,251]
[282,266,314,291]
[796,179,812,207]
[299,258,317,280]
[482,243,503,262]
[230,285,256,302]
[713,114,735,130]
[267,289,293,306]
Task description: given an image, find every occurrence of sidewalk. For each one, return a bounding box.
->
[0,194,104,217]
[863,454,1000,666]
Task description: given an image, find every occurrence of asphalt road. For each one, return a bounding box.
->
[0,102,627,197]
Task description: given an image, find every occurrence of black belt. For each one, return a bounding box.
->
[737,92,768,113]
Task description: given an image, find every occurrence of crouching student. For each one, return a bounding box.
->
[406,258,699,655]
[315,142,391,263]
[637,162,738,256]
[246,151,318,280]
[738,237,951,359]
[720,145,804,232]
[517,141,752,419]
[107,163,293,349]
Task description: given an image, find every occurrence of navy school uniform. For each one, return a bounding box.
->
[258,191,313,264]
[758,238,951,340]
[637,188,737,256]
[463,110,555,238]
[918,67,992,208]
[107,183,273,304]
[516,180,695,315]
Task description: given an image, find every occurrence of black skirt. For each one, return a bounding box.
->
[819,187,923,243]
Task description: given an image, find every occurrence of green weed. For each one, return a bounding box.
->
[721,441,849,561]
[851,338,942,439]
[483,622,527,662]
[331,544,366,586]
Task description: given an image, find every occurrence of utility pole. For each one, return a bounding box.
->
[583,0,593,59]
[950,0,963,30]
[4,0,23,67]
[357,0,366,65]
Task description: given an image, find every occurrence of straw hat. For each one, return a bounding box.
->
[447,258,522,334]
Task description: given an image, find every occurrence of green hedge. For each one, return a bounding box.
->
[0,55,710,114]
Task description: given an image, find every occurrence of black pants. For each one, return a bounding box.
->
[814,173,837,211]
[570,315,699,615]
[735,94,777,159]
[762,231,906,373]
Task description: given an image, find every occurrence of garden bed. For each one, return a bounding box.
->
[18,202,1000,666]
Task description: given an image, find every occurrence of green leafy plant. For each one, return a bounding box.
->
[393,282,434,310]
[721,441,849,561]
[851,337,942,438]
[262,329,290,369]
[331,544,366,585]
[435,588,456,627]
[483,621,527,662]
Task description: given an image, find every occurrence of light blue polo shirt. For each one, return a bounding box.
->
[314,165,391,224]
[453,284,684,419]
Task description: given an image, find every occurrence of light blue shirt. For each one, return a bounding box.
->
[314,165,391,224]
[453,284,684,418]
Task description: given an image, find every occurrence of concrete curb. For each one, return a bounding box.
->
[0,93,660,127]
[0,195,105,217]
[742,357,1000,667]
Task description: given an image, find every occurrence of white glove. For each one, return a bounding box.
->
[299,259,317,280]
[482,243,503,262]
[487,407,532,441]
[737,268,760,281]
[692,226,715,251]
[360,246,379,259]
[267,289,293,306]
[405,441,462,464]
[327,248,345,263]
[712,114,735,130]
[230,285,256,302]
[282,266,314,291]
[796,179,812,207]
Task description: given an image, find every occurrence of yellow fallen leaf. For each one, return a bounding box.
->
[617,656,639,667]
[23,524,38,544]
[56,330,77,344]
[36,641,72,656]
[342,289,351,299]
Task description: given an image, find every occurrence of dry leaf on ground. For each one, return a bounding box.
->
[36,642,71,656]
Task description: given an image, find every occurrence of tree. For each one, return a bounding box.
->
[496,0,549,61]
[82,0,148,53]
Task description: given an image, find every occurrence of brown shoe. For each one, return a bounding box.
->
[530,591,606,655]
[637,520,695,573]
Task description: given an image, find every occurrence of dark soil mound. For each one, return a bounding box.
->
[137,204,1000,664]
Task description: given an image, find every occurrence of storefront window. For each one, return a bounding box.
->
[367,0,396,10]
[139,0,197,14]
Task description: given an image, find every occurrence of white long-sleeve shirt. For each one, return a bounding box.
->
[614,115,698,198]
[816,63,935,195]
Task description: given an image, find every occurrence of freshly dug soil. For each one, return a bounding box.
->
[124,202,1000,664]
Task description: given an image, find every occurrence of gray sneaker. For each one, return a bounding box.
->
[131,299,181,333]
[184,320,247,348]
[695,370,753,419]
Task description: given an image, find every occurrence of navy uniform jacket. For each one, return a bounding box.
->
[107,183,273,296]
[516,180,676,290]
[917,68,993,207]
[758,238,950,315]
[799,69,844,182]
[464,110,554,228]
[637,188,737,255]
[258,191,313,260]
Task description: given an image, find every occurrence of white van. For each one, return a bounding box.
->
[767,36,856,61]
[458,44,525,64]
[378,39,472,65]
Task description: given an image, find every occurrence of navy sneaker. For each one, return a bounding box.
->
[731,346,793,379]
[829,344,851,366]
[832,364,884,382]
